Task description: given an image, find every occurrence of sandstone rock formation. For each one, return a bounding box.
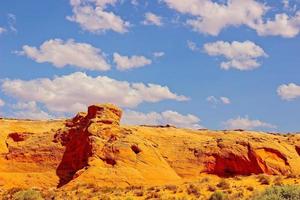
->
[1,104,300,190]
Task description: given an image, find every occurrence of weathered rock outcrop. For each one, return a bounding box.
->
[54,104,180,187]
[54,104,123,186]
[1,104,300,189]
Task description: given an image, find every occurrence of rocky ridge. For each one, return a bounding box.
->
[1,104,300,189]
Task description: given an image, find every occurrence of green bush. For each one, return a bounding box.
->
[252,185,300,200]
[13,189,44,200]
[209,191,228,200]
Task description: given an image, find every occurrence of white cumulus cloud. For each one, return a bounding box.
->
[163,0,267,36]
[143,12,163,26]
[113,53,152,71]
[17,39,110,71]
[163,0,300,38]
[255,12,300,38]
[11,101,53,120]
[277,83,300,100]
[122,110,203,129]
[223,116,276,130]
[67,0,130,34]
[1,72,188,113]
[207,96,231,106]
[203,40,267,71]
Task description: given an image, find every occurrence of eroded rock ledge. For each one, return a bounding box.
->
[2,104,300,189]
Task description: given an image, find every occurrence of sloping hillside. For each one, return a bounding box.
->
[1,104,300,199]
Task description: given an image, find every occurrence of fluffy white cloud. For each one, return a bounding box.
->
[255,12,300,38]
[163,0,300,37]
[223,116,276,130]
[143,12,163,26]
[2,72,188,113]
[122,110,203,129]
[0,27,6,34]
[11,101,53,120]
[0,99,5,107]
[277,83,300,100]
[203,40,267,71]
[113,53,152,70]
[153,52,165,58]
[18,39,110,71]
[207,96,231,106]
[163,0,267,36]
[67,0,129,33]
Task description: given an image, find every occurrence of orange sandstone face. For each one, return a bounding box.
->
[1,104,300,191]
[87,104,122,125]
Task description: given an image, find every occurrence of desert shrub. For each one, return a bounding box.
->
[100,187,115,194]
[252,185,300,200]
[286,174,297,179]
[231,191,244,199]
[145,191,161,199]
[233,176,242,181]
[163,197,188,200]
[134,190,144,196]
[273,176,283,186]
[208,185,216,192]
[165,184,178,192]
[147,186,156,191]
[216,179,230,190]
[227,189,233,194]
[13,189,44,200]
[125,185,143,191]
[186,184,200,197]
[257,175,271,185]
[97,195,111,200]
[84,183,96,189]
[200,177,210,183]
[2,188,23,200]
[247,186,254,191]
[42,188,57,200]
[209,191,228,200]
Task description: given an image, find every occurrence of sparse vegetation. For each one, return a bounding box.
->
[208,185,217,192]
[200,177,210,183]
[1,176,300,200]
[165,184,178,193]
[186,184,201,197]
[252,185,300,200]
[134,190,144,197]
[217,179,231,190]
[145,191,161,199]
[273,176,283,186]
[13,189,44,200]
[209,191,228,200]
[247,186,255,191]
[257,174,271,185]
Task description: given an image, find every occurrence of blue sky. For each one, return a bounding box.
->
[0,0,300,132]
